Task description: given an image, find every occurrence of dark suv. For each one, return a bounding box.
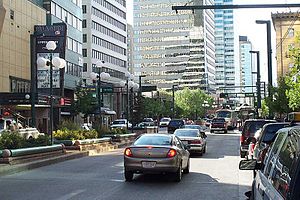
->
[167,119,185,133]
[239,126,300,200]
[210,118,228,133]
[251,122,290,160]
[240,119,275,158]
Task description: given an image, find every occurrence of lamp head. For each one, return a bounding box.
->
[37,57,48,68]
[90,72,98,80]
[46,41,57,51]
[96,60,105,68]
[119,80,126,87]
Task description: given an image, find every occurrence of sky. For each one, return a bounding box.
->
[126,0,300,85]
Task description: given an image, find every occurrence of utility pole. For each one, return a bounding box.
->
[250,51,261,116]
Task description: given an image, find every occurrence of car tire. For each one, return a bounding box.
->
[183,159,190,174]
[174,163,182,182]
[224,130,227,134]
[203,145,206,154]
[124,170,134,182]
[210,130,214,133]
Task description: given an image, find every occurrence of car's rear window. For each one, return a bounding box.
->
[174,129,199,137]
[134,135,172,146]
[262,124,287,143]
[169,120,183,126]
[243,121,272,137]
[212,118,225,123]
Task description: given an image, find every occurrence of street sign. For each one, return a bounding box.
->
[141,85,157,92]
[245,93,254,97]
[102,87,113,93]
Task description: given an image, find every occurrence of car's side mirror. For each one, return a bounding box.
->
[239,160,262,170]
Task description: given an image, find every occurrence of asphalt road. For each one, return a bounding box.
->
[0,130,252,200]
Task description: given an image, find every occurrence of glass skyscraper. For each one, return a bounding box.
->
[133,0,215,91]
[214,0,235,94]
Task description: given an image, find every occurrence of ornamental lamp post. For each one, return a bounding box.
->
[90,62,110,129]
[36,41,66,145]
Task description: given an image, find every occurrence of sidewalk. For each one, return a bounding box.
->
[0,140,132,177]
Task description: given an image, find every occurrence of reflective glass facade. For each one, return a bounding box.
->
[214,0,235,94]
[133,0,215,90]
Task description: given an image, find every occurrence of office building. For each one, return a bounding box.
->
[133,0,215,91]
[214,0,235,94]
[272,12,300,79]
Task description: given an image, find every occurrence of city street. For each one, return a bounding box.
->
[0,131,253,200]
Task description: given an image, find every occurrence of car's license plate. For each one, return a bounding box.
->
[142,161,156,168]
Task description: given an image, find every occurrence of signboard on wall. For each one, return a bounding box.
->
[34,23,67,91]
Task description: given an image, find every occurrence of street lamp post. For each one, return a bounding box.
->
[90,61,110,130]
[120,72,138,131]
[36,41,66,145]
[250,50,262,116]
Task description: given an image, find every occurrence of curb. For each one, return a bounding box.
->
[0,141,133,177]
[0,151,88,176]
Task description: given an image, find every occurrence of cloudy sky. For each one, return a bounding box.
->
[126,0,300,84]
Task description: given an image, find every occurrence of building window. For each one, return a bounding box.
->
[10,9,14,20]
[82,19,86,28]
[82,5,86,14]
[82,49,87,57]
[288,28,294,38]
[83,34,87,43]
[83,63,87,72]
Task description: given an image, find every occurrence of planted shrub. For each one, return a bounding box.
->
[0,131,25,149]
[53,129,98,140]
[58,120,80,131]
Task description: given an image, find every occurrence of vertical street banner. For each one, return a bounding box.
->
[34,23,67,92]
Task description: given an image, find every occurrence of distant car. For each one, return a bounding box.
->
[181,124,204,132]
[142,118,155,126]
[110,119,132,130]
[123,133,190,182]
[174,128,207,155]
[167,119,185,133]
[210,118,228,133]
[159,117,171,127]
[240,119,276,158]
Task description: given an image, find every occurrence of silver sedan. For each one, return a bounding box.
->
[123,133,190,182]
[174,128,207,155]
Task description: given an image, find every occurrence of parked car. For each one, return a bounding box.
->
[239,119,276,158]
[123,133,190,182]
[167,119,185,133]
[210,117,228,133]
[142,118,155,126]
[248,122,290,160]
[110,119,132,130]
[239,126,300,200]
[159,117,171,127]
[174,128,207,155]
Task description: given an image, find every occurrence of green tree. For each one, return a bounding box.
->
[175,88,213,119]
[285,33,300,111]
[72,82,97,117]
[265,77,291,118]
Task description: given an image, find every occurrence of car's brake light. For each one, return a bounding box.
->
[240,135,245,144]
[190,140,201,144]
[167,149,177,158]
[124,148,133,157]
